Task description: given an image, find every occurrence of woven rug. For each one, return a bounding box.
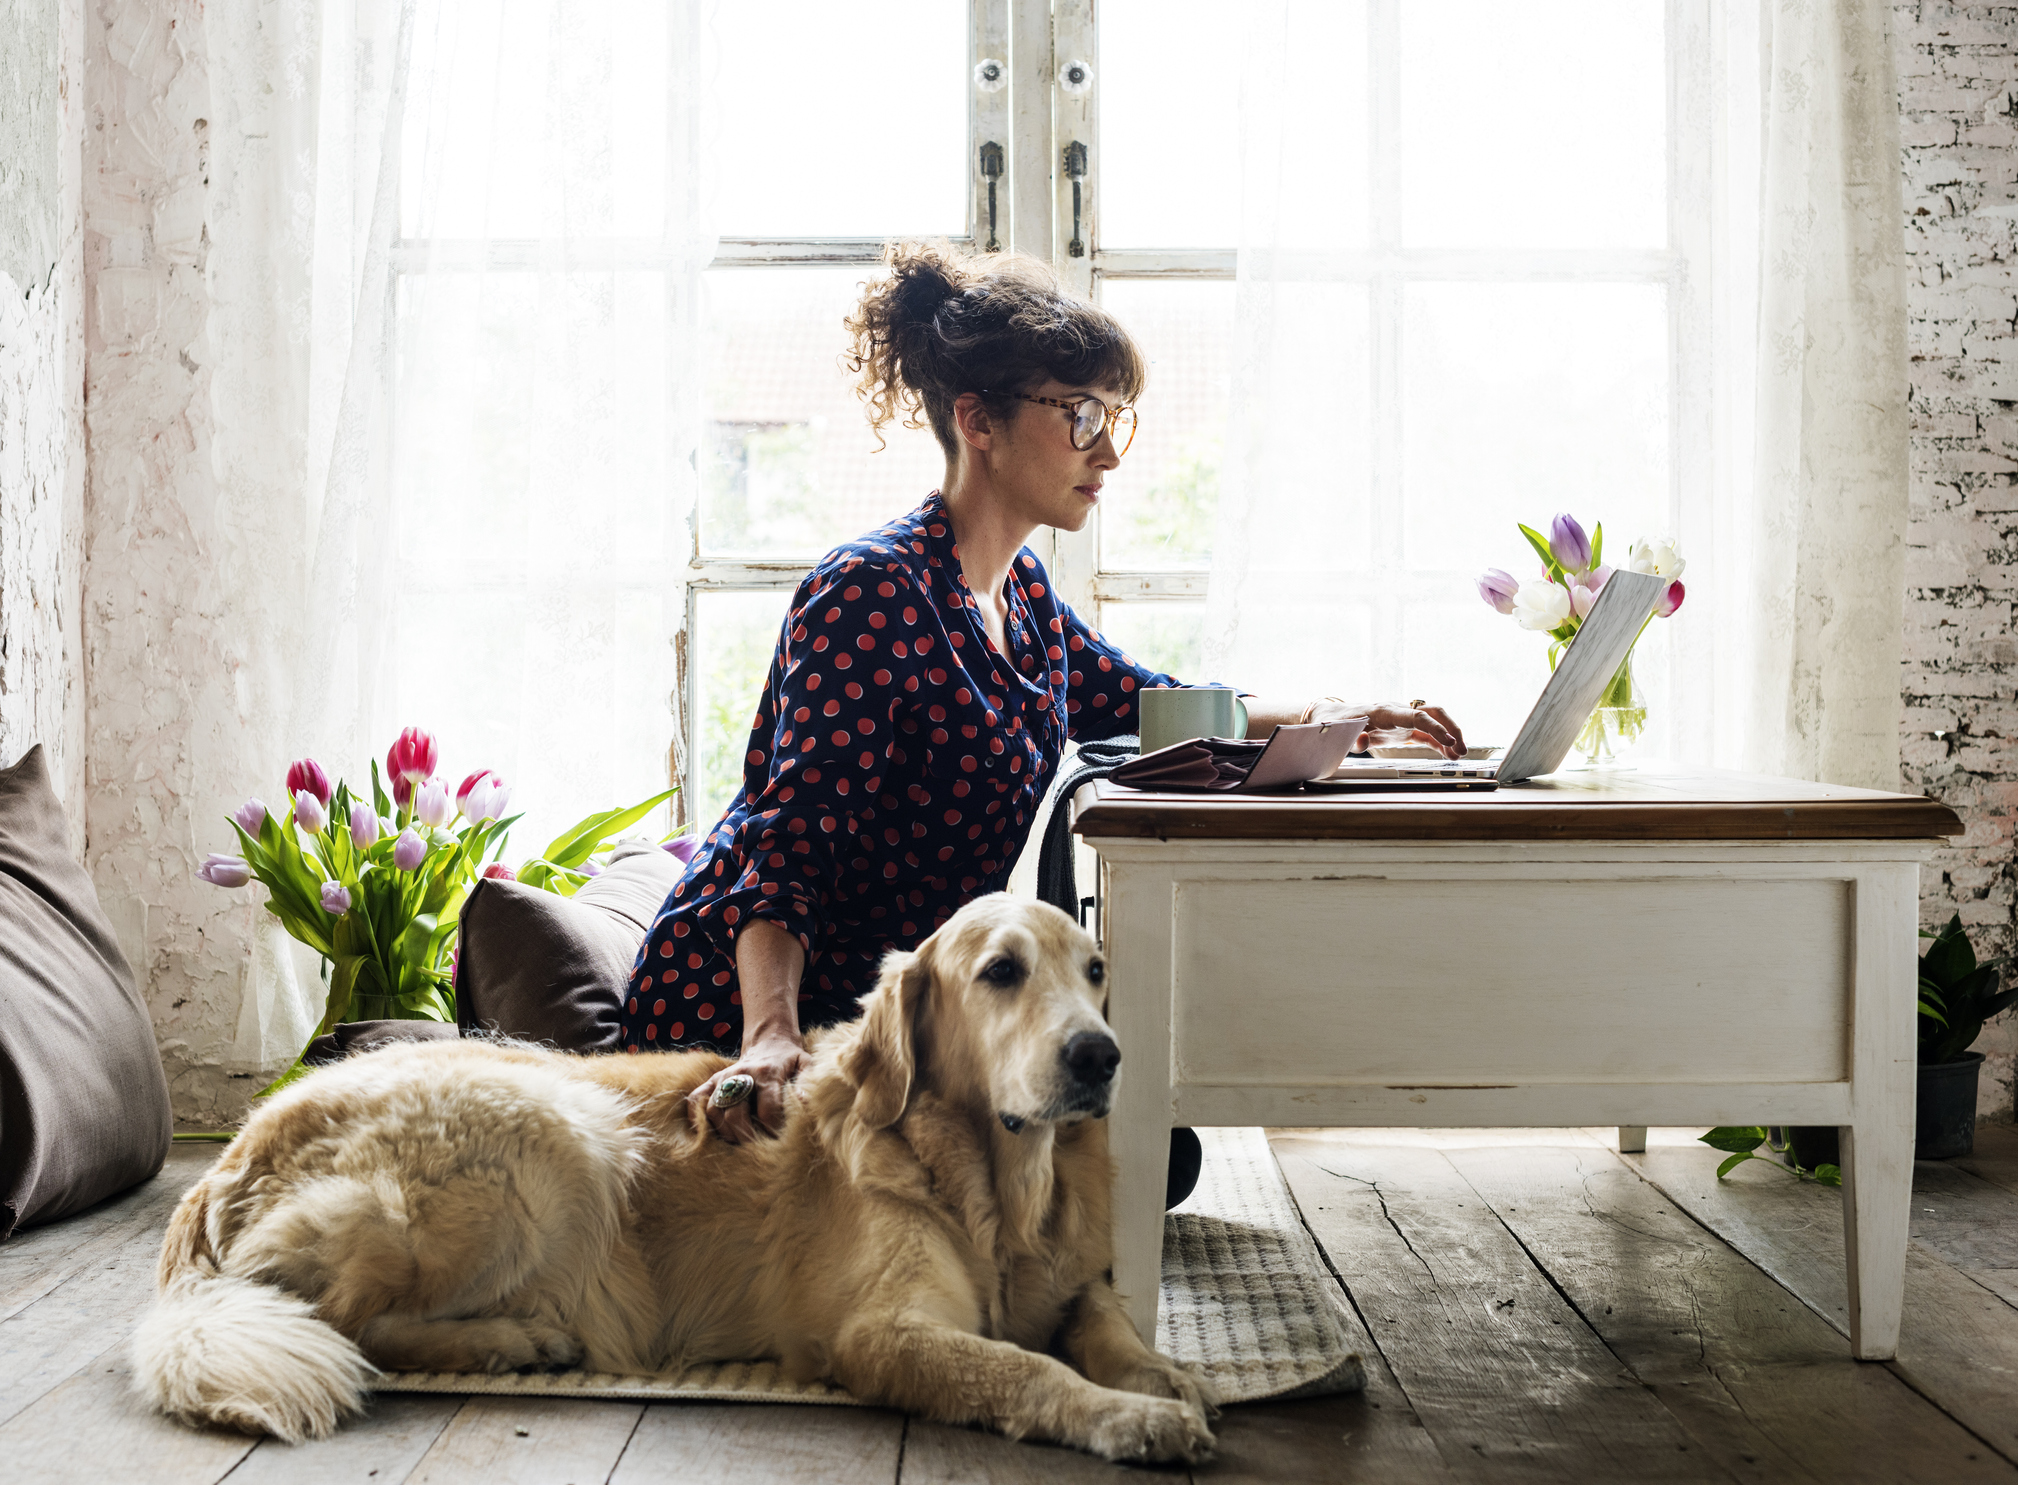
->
[376,1127,1364,1407]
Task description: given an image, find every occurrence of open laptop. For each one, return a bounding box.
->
[1313,568,1667,790]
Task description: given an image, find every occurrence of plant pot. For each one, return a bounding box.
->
[1915,1052,1984,1160]
[1769,1125,1839,1171]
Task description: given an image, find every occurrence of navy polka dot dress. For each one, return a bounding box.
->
[620,491,1180,1052]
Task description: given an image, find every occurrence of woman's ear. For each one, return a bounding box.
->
[843,941,936,1129]
[951,392,995,453]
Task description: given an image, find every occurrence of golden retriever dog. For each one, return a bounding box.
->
[132,895,1217,1462]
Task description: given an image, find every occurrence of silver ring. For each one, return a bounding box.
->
[709,1073,755,1111]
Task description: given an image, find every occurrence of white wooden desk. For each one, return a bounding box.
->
[1074,764,1963,1358]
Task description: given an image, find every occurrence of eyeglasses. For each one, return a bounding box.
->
[1011,393,1138,456]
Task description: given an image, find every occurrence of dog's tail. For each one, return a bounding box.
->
[131,1176,375,1443]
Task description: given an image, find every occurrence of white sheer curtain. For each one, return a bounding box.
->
[1211,0,1907,789]
[1745,0,1908,791]
[383,0,714,853]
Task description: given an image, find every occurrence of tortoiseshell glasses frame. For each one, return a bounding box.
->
[1011,393,1139,456]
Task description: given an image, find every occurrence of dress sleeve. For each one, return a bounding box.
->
[686,562,927,958]
[1059,601,1183,744]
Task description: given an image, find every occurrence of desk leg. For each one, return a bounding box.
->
[1104,867,1174,1346]
[1842,866,1918,1361]
[1617,1126,1648,1153]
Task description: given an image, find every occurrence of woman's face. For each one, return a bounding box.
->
[966,377,1127,534]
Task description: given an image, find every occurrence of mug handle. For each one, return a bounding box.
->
[1233,696,1248,740]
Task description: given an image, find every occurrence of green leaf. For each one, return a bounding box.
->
[541,787,678,870]
[1809,1163,1843,1188]
[1516,522,1559,577]
[1922,915,1975,986]
[253,1055,313,1100]
[370,758,393,821]
[1590,521,1604,568]
[1716,1151,1757,1180]
[1700,1126,1767,1154]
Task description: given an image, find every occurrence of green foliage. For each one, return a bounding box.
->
[1917,914,2015,1065]
[1124,440,1221,567]
[1699,1127,1842,1188]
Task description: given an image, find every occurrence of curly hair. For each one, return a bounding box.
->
[843,241,1147,456]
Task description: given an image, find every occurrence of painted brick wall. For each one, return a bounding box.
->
[1896,0,2018,1120]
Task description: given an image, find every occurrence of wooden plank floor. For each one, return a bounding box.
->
[4,1127,2015,1483]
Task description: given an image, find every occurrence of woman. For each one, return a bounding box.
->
[622,244,1465,1142]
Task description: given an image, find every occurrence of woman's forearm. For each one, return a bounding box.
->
[733,917,806,1049]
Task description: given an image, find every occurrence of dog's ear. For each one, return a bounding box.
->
[843,940,935,1130]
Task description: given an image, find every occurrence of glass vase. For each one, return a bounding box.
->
[1573,652,1647,767]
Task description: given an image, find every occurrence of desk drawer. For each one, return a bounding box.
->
[1168,875,1852,1086]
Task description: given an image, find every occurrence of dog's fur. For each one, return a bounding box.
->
[132,896,1217,1462]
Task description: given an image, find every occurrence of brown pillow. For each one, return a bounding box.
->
[455,848,685,1052]
[0,746,172,1236]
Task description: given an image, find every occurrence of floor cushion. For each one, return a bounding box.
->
[455,847,686,1052]
[0,745,172,1237]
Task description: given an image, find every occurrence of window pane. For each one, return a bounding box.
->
[389,269,676,854]
[1400,1,1666,249]
[405,0,671,239]
[691,591,794,833]
[1237,0,1373,251]
[1401,281,1669,581]
[1096,280,1234,571]
[1093,603,1207,688]
[700,267,945,559]
[708,1,966,237]
[1097,0,1238,248]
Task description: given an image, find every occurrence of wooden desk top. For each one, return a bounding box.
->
[1073,762,1965,843]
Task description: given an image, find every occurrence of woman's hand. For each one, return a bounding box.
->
[1312,700,1467,759]
[689,1031,807,1144]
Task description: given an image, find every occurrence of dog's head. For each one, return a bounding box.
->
[842,894,1118,1134]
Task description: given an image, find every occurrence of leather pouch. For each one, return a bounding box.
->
[1109,719,1367,793]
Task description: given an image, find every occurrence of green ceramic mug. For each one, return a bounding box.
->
[1139,686,1248,754]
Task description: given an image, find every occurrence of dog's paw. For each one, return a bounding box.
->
[1112,1356,1222,1419]
[477,1322,583,1374]
[1083,1394,1216,1466]
[522,1325,583,1371]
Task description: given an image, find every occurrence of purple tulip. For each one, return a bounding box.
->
[1476,568,1520,616]
[320,880,352,914]
[393,828,427,871]
[1549,512,1592,574]
[294,792,329,834]
[350,801,379,848]
[286,758,331,806]
[232,798,268,838]
[413,778,452,828]
[580,858,604,878]
[1656,579,1686,618]
[198,853,251,888]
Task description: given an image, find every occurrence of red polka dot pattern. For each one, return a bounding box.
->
[620,491,1182,1054]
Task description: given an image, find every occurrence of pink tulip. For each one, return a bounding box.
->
[1549,513,1593,574]
[1476,568,1520,616]
[455,769,494,812]
[462,775,511,824]
[320,881,352,914]
[350,801,379,848]
[1570,583,1596,620]
[481,862,517,881]
[393,828,427,871]
[232,798,268,838]
[413,778,453,828]
[1657,579,1686,618]
[286,758,331,806]
[294,793,329,834]
[198,853,251,888]
[387,727,440,806]
[1585,563,1615,594]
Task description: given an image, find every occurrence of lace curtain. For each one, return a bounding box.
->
[1210,0,1907,789]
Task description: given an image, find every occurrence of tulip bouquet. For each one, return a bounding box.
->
[200,725,679,1087]
[1476,513,1687,761]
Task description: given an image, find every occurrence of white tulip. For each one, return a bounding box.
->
[1629,537,1686,580]
[1512,580,1572,632]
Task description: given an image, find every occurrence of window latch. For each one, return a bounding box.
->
[979,141,1004,252]
[1064,141,1088,258]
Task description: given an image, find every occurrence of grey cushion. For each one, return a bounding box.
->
[0,745,172,1237]
[303,1018,458,1066]
[455,849,685,1053]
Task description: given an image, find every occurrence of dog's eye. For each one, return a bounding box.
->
[980,957,1023,987]
[1087,960,1106,984]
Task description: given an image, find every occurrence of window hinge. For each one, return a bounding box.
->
[1064,141,1088,258]
[979,141,1004,252]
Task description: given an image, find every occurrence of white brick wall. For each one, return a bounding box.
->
[1896,0,2018,1120]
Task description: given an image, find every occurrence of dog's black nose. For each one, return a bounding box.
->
[1063,1031,1121,1086]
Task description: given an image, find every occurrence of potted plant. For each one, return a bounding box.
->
[1913,914,2013,1159]
[1707,914,2013,1177]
